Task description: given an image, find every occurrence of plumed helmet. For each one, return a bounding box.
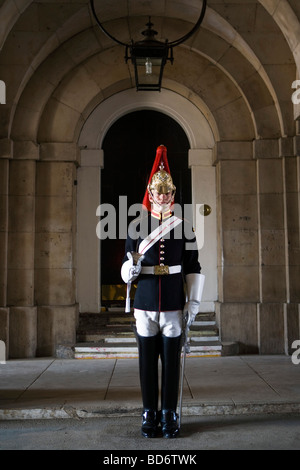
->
[148,169,176,195]
[142,145,175,211]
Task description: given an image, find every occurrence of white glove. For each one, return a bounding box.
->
[184,273,205,327]
[183,300,200,327]
[121,252,144,283]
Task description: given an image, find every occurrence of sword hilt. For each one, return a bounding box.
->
[130,251,144,265]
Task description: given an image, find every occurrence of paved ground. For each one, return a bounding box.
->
[1,355,300,418]
[0,355,300,452]
[1,414,300,451]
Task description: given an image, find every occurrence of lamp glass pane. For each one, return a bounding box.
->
[135,57,163,89]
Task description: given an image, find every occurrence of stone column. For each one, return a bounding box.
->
[285,144,300,303]
[0,148,9,357]
[0,156,8,306]
[217,144,259,302]
[285,136,300,354]
[255,139,286,354]
[216,138,300,354]
[76,149,103,313]
[35,143,78,356]
[7,142,38,358]
[188,148,217,312]
[215,141,259,353]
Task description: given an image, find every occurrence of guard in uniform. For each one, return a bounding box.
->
[121,145,203,438]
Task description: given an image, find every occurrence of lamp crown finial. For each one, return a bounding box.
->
[142,17,158,40]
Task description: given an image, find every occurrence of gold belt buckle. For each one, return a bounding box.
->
[154,265,169,275]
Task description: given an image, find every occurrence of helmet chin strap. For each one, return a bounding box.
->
[149,189,174,212]
[155,203,171,212]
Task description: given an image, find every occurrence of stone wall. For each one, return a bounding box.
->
[0,142,78,358]
[215,139,300,354]
[0,135,299,358]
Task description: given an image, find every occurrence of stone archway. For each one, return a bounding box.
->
[77,88,217,313]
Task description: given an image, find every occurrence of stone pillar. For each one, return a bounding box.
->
[35,143,78,356]
[217,144,259,303]
[8,158,36,306]
[215,141,259,353]
[256,142,286,303]
[216,139,300,354]
[255,139,286,354]
[284,153,300,303]
[188,148,217,312]
[285,136,300,354]
[7,147,37,357]
[76,149,103,313]
[0,157,8,307]
[0,145,9,358]
[0,141,79,358]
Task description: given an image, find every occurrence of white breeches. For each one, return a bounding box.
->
[134,309,183,338]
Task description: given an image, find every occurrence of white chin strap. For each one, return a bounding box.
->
[149,190,174,211]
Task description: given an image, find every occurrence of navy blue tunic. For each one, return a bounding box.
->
[122,212,201,312]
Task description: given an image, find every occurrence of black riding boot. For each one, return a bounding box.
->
[160,334,182,438]
[136,332,160,438]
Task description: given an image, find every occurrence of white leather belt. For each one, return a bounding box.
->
[141,265,182,275]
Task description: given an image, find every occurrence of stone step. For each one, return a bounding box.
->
[100,333,219,343]
[78,311,216,326]
[58,340,238,359]
[77,312,218,333]
[77,330,220,343]
[74,339,222,359]
[74,310,225,359]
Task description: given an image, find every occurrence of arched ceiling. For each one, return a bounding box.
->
[0,0,300,147]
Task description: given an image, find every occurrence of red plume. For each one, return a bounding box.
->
[142,145,171,211]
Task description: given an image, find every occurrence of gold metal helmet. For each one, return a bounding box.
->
[148,170,176,195]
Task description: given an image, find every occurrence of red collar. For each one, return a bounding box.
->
[151,209,172,220]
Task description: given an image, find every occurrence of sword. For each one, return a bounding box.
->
[178,312,190,429]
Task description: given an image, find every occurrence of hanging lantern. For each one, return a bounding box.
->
[90,0,207,91]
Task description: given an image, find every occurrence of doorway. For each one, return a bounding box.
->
[77,88,216,313]
[101,110,190,304]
